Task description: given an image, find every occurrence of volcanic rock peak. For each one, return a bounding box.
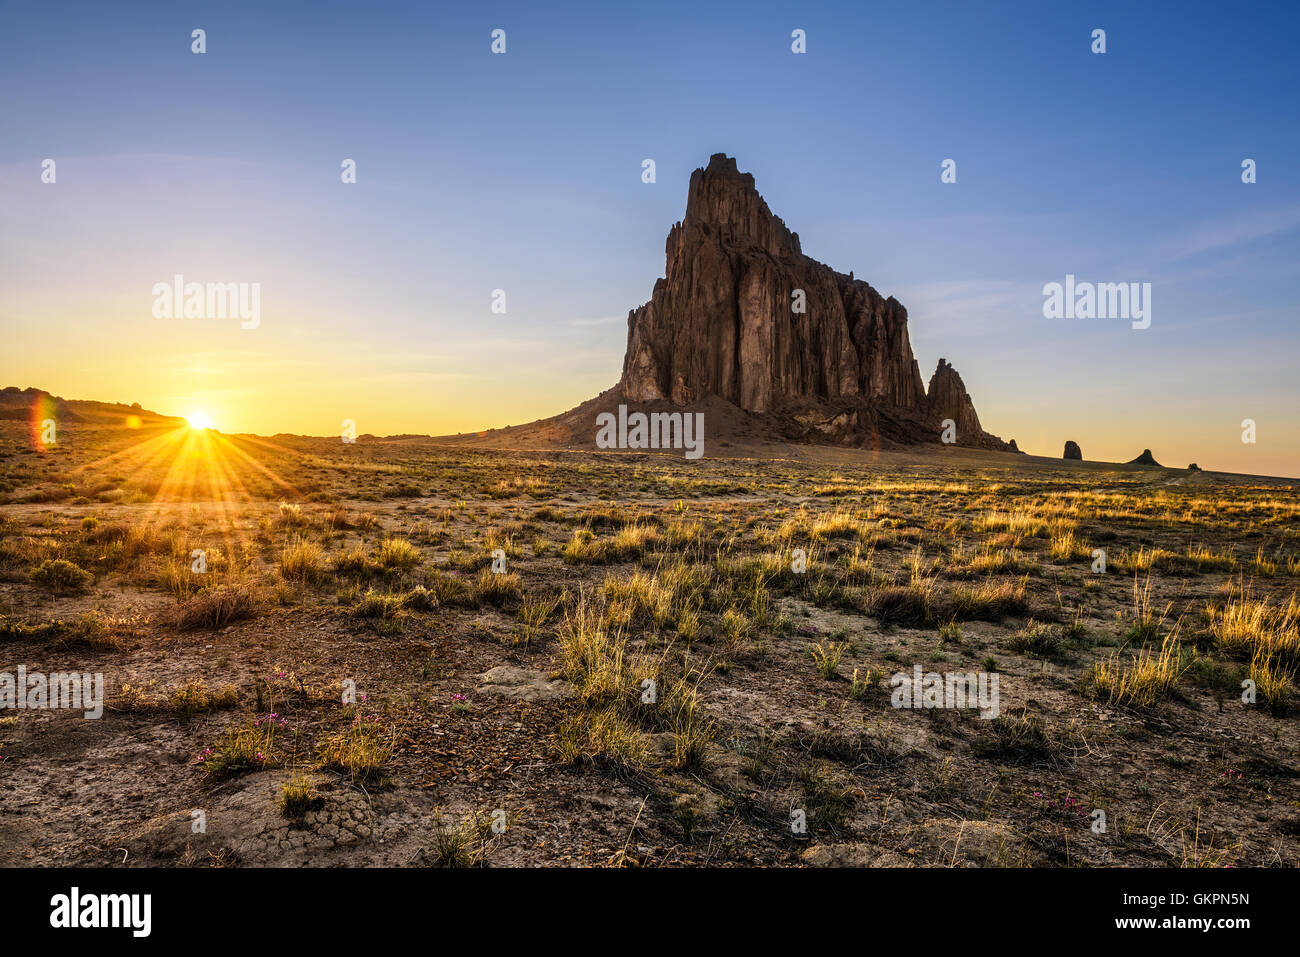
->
[619,154,1011,450]
[680,153,802,258]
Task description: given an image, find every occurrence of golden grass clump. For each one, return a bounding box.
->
[973,511,1050,538]
[280,537,326,584]
[810,639,847,679]
[172,583,260,630]
[377,536,421,571]
[317,714,394,782]
[1207,584,1299,666]
[558,592,629,704]
[1089,634,1189,707]
[554,706,649,769]
[562,523,660,564]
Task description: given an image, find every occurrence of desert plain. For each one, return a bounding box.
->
[1,414,1297,868]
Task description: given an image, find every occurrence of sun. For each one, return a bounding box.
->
[186,411,215,431]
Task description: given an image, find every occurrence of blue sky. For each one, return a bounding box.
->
[1,0,1297,473]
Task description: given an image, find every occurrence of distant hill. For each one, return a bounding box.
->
[1127,449,1162,466]
[0,386,183,427]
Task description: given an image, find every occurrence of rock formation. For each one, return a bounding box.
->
[1063,441,1082,460]
[1129,449,1161,466]
[926,359,984,440]
[618,154,1012,450]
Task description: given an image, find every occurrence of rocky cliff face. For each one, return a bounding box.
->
[619,154,1011,450]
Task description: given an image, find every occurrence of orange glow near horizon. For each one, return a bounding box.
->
[69,423,306,538]
[9,356,1300,478]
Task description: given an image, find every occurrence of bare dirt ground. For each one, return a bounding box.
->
[1,420,1297,867]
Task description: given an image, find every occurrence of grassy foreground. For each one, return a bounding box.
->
[1,421,1297,867]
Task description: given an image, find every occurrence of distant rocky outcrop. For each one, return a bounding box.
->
[1188,463,1200,471]
[1129,449,1161,466]
[0,386,180,427]
[619,154,1012,450]
[1063,441,1082,460]
[0,387,76,422]
[1008,439,1019,453]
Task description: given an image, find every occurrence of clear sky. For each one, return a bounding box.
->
[1,1,1297,475]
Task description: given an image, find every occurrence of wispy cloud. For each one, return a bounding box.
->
[1155,203,1300,263]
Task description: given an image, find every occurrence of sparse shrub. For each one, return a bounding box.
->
[562,524,659,564]
[350,588,404,619]
[399,584,438,611]
[276,502,307,528]
[665,674,713,769]
[973,511,1050,538]
[172,584,260,630]
[1207,584,1299,668]
[799,764,853,829]
[603,569,673,628]
[972,712,1055,763]
[720,606,750,652]
[1124,573,1170,644]
[810,510,871,543]
[1116,546,1185,575]
[868,583,935,626]
[1007,620,1062,657]
[674,800,703,842]
[29,558,92,593]
[84,521,130,546]
[674,606,701,641]
[558,593,627,704]
[1048,529,1088,563]
[424,813,480,867]
[157,559,204,601]
[1186,545,1235,572]
[562,528,598,563]
[60,610,134,651]
[1249,548,1277,577]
